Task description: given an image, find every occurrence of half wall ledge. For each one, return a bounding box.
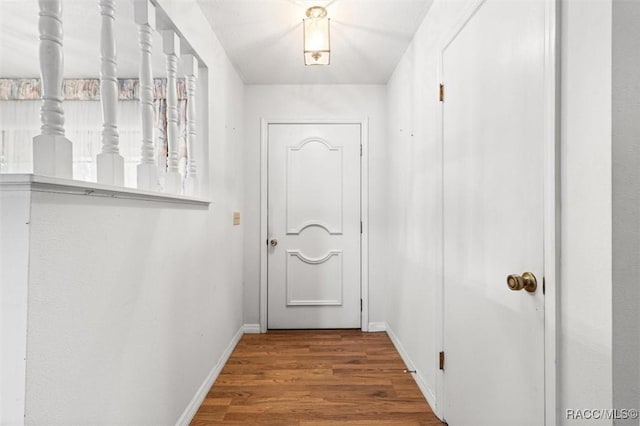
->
[0,174,210,207]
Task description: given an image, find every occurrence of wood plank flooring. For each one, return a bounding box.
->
[191,330,443,425]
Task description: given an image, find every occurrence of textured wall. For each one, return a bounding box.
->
[612,0,640,421]
[21,0,246,423]
[560,1,613,423]
[0,190,31,425]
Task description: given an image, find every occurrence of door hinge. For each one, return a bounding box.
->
[543,276,546,295]
[360,144,363,156]
[439,83,445,102]
[266,239,269,246]
[439,351,445,370]
[360,299,363,312]
[360,221,363,234]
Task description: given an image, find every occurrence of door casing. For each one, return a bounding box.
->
[259,118,370,332]
[434,0,559,424]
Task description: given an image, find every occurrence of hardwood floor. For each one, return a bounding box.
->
[191,330,443,425]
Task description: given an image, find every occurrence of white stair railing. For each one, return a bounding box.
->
[97,0,124,186]
[26,0,204,195]
[162,30,182,194]
[33,0,72,179]
[183,54,198,196]
[134,0,159,191]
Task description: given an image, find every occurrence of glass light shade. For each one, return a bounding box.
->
[303,7,330,66]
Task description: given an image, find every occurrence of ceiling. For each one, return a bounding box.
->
[0,0,433,84]
[198,0,433,84]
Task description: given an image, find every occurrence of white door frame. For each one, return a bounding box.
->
[259,118,370,333]
[434,0,559,424]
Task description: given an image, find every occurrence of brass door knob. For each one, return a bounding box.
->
[507,272,537,293]
[270,239,278,247]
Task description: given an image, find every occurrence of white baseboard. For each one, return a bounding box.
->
[385,323,441,420]
[243,323,261,334]
[368,322,387,332]
[175,325,244,426]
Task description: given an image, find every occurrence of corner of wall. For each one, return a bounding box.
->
[385,324,441,420]
[175,325,244,426]
[0,188,31,425]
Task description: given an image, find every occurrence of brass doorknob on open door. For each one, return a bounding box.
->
[507,272,537,293]
[270,239,278,247]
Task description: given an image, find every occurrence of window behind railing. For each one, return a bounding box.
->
[0,0,204,197]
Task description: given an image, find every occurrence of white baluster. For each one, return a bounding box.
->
[155,99,167,185]
[33,0,72,179]
[182,54,198,196]
[162,30,182,194]
[96,0,124,186]
[134,0,159,191]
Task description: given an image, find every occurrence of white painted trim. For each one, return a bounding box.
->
[385,323,441,420]
[542,1,560,424]
[0,174,210,206]
[360,119,370,332]
[260,118,269,333]
[259,118,370,332]
[435,1,559,424]
[175,325,243,426]
[367,322,387,332]
[243,324,261,334]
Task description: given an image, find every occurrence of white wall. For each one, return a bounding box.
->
[384,0,475,414]
[385,0,615,421]
[612,0,640,420]
[560,0,613,422]
[18,1,246,424]
[25,192,244,424]
[0,191,30,425]
[242,85,387,328]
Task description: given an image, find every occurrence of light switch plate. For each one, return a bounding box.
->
[233,211,240,226]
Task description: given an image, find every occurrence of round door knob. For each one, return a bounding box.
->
[270,239,278,247]
[507,272,537,293]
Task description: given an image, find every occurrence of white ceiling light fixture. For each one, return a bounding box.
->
[303,6,330,66]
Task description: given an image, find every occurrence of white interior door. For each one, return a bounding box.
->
[267,123,361,329]
[442,1,546,425]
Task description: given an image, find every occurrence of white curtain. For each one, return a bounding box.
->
[0,100,187,189]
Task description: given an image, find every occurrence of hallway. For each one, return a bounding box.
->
[191,331,442,425]
[2,0,638,424]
